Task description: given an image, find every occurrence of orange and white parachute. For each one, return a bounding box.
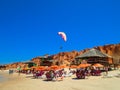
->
[58,32,67,42]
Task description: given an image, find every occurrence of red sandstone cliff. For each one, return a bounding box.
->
[30,43,120,66]
[95,44,120,64]
[4,43,120,69]
[5,62,26,70]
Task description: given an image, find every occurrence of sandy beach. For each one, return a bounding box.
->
[0,70,120,90]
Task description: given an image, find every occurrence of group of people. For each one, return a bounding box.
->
[45,69,64,81]
[16,65,111,81]
[76,67,102,79]
[32,68,75,81]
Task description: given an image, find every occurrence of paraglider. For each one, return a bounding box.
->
[58,32,67,42]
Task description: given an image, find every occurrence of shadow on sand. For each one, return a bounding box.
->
[72,78,88,80]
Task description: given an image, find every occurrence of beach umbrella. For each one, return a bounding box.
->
[93,63,104,67]
[50,65,59,70]
[31,66,37,69]
[50,65,58,68]
[44,67,51,71]
[78,64,91,68]
[34,66,45,71]
[22,67,30,70]
[70,65,78,69]
[38,66,45,69]
[17,66,21,71]
[59,65,67,69]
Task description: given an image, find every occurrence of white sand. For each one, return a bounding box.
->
[0,70,120,90]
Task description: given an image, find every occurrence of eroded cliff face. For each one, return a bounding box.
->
[51,50,80,65]
[95,44,120,64]
[31,57,41,66]
[5,62,26,70]
[4,43,120,69]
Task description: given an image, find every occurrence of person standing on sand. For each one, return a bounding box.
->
[105,66,109,75]
[9,69,14,75]
[17,66,21,75]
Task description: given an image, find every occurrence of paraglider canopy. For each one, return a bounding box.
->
[58,32,67,42]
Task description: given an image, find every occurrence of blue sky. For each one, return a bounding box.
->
[0,0,120,64]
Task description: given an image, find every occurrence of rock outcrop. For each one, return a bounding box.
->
[4,43,120,69]
[51,50,80,65]
[95,44,120,64]
[5,62,26,70]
